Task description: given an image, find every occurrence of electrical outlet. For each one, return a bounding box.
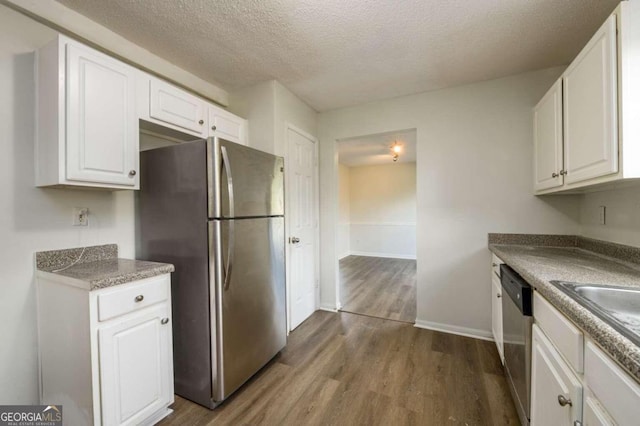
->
[73,207,89,226]
[599,205,606,225]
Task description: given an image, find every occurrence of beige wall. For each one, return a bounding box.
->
[338,164,350,258]
[0,5,136,403]
[319,67,582,332]
[578,186,640,246]
[347,163,416,258]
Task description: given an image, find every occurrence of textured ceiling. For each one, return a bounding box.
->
[339,130,416,167]
[56,0,619,111]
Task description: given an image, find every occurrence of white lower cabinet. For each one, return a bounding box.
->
[531,324,583,426]
[491,274,504,362]
[490,255,504,363]
[583,394,615,426]
[37,273,174,425]
[99,303,173,425]
[530,290,640,426]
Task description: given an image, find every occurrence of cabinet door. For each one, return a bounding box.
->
[99,304,173,426]
[583,395,615,426]
[563,15,618,185]
[534,79,564,191]
[491,274,504,362]
[150,78,207,135]
[208,106,247,144]
[66,43,138,186]
[531,325,583,426]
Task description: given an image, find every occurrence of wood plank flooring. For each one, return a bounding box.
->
[340,255,416,323]
[159,311,519,425]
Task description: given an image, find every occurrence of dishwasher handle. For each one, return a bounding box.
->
[500,264,533,316]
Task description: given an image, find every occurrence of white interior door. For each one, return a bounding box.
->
[286,125,318,331]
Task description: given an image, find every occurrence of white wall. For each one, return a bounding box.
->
[229,80,317,156]
[0,5,136,403]
[319,67,582,332]
[228,81,276,154]
[578,185,640,246]
[338,164,350,258]
[347,163,416,259]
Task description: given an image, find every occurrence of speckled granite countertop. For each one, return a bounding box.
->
[36,244,174,290]
[488,234,640,383]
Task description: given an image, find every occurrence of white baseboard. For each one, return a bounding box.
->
[338,252,350,260]
[318,303,340,313]
[348,251,416,260]
[414,320,493,341]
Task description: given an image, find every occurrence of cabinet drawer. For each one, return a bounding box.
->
[585,341,640,426]
[491,254,504,279]
[97,275,170,321]
[149,79,207,135]
[534,292,584,373]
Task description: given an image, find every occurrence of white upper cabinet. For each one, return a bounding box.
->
[149,78,208,136]
[563,15,618,185]
[534,2,640,194]
[533,80,564,191]
[137,72,248,144]
[36,35,139,189]
[208,106,247,144]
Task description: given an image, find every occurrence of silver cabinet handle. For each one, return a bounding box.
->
[134,295,144,302]
[290,237,300,244]
[198,119,204,125]
[211,125,217,131]
[573,421,582,426]
[161,318,169,325]
[552,172,559,178]
[560,170,568,176]
[129,170,136,177]
[497,294,502,298]
[557,395,572,407]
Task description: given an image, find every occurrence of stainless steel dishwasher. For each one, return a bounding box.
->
[501,264,533,426]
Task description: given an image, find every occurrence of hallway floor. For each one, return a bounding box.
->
[159,311,519,425]
[340,255,416,323]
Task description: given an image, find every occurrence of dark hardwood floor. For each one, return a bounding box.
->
[340,255,416,323]
[159,311,519,425]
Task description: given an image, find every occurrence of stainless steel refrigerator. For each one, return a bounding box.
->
[137,137,286,409]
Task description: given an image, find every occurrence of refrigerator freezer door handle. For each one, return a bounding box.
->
[221,146,235,218]
[224,220,235,291]
[221,146,235,290]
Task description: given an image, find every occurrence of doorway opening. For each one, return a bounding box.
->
[337,129,417,323]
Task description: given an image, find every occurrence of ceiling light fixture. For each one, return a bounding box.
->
[390,142,402,162]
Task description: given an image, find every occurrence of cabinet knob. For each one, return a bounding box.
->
[134,295,144,303]
[129,170,137,177]
[211,125,217,131]
[497,294,502,298]
[560,170,568,176]
[492,263,498,267]
[557,395,572,407]
[161,318,170,325]
[552,172,559,178]
[198,119,204,125]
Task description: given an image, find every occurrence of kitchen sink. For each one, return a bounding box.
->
[549,281,640,347]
